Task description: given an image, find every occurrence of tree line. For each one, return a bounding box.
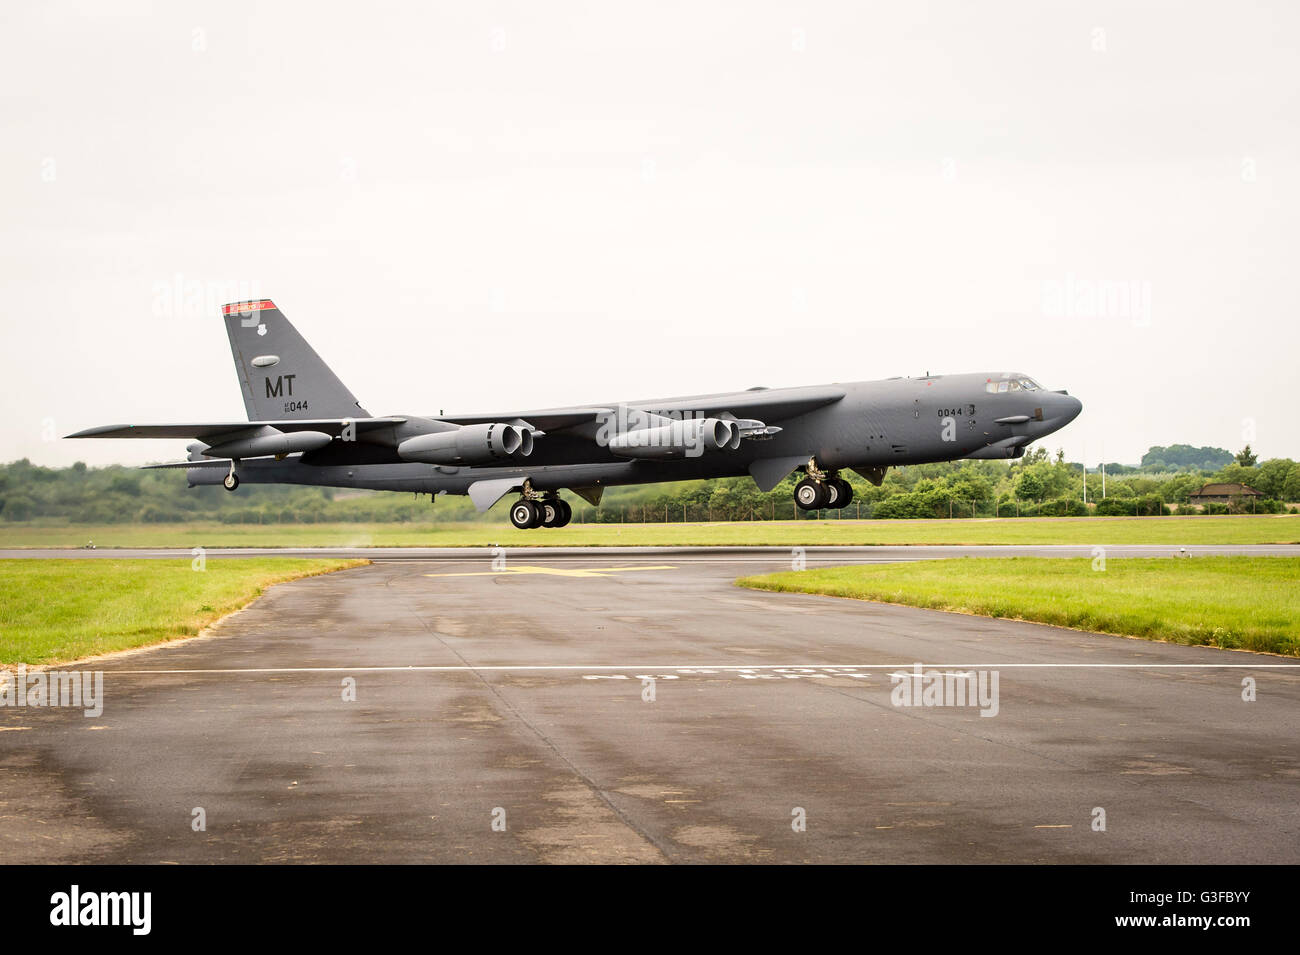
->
[1,445,1297,525]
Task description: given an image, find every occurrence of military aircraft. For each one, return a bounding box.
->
[68,299,1082,529]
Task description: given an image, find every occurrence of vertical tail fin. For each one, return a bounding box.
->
[221,300,369,421]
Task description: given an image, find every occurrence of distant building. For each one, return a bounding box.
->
[1189,482,1263,503]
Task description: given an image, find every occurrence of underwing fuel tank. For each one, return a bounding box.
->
[203,430,333,459]
[397,423,534,464]
[186,467,226,486]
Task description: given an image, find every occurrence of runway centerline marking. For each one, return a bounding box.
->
[422,565,676,578]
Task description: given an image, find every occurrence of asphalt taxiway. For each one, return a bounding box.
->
[1,548,1297,863]
[4,543,1299,560]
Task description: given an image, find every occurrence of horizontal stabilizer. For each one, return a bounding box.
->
[66,417,407,441]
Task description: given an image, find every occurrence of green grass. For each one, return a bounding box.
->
[2,514,1298,548]
[738,557,1300,656]
[0,558,367,666]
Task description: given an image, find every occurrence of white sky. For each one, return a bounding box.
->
[2,1,1297,468]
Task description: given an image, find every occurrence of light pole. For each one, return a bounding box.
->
[1100,442,1106,499]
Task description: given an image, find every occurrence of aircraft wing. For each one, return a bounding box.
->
[627,384,845,422]
[439,386,845,432]
[65,417,408,440]
[435,407,611,432]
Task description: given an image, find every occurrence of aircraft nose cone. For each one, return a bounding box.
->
[1056,393,1082,424]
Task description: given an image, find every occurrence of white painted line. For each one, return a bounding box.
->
[85,662,1300,675]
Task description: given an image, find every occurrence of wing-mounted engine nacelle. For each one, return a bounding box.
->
[397,423,535,465]
[608,417,740,459]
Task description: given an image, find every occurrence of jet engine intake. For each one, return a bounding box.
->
[398,423,534,464]
[609,417,737,459]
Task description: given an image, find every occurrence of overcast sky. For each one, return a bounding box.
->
[3,1,1297,469]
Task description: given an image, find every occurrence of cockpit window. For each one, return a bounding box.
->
[987,376,1042,393]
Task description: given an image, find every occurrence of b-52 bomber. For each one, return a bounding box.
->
[69,300,1082,529]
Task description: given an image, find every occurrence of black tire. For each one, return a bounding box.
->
[832,478,853,509]
[553,500,572,528]
[794,478,826,510]
[223,472,240,491]
[540,501,560,528]
[822,480,841,507]
[509,500,539,529]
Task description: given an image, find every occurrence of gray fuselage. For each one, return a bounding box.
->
[192,372,1082,498]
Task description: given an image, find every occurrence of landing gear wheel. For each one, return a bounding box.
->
[540,500,561,528]
[553,500,572,528]
[822,479,841,507]
[223,472,240,491]
[794,478,827,510]
[831,478,853,509]
[510,500,541,529]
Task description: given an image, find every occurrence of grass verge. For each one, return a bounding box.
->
[737,556,1300,656]
[0,558,367,666]
[1,514,1298,548]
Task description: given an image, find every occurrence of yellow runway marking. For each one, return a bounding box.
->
[423,565,676,579]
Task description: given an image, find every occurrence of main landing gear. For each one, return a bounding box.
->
[509,482,572,530]
[794,458,853,511]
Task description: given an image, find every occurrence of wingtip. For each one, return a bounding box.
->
[64,425,131,439]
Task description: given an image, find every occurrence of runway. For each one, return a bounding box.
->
[2,550,1298,863]
[5,543,1300,560]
